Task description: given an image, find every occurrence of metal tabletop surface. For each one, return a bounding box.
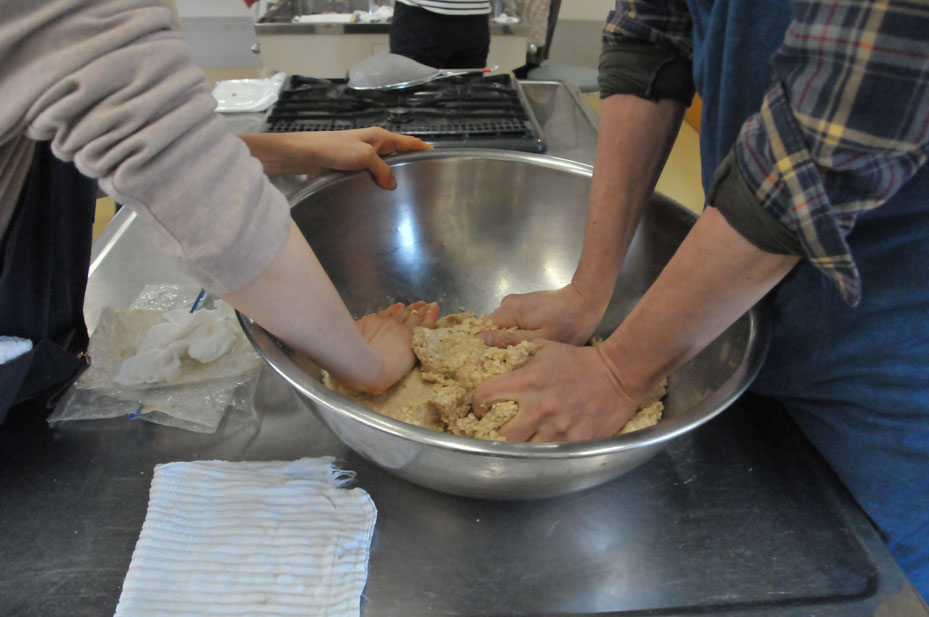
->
[1,81,926,617]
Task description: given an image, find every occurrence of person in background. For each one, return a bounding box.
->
[0,0,438,422]
[389,0,491,69]
[472,0,929,599]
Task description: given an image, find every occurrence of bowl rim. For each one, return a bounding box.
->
[283,147,598,204]
[239,148,771,459]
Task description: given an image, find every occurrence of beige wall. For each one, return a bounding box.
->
[557,0,614,21]
[547,1,615,69]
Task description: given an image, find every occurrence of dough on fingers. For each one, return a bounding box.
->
[324,312,665,442]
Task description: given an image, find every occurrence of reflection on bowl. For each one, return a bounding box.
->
[240,149,768,499]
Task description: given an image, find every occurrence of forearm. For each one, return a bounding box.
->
[222,220,383,388]
[599,206,799,398]
[573,94,685,308]
[238,128,432,188]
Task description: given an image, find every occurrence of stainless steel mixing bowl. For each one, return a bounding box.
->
[240,149,768,499]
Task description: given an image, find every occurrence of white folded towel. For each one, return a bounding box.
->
[114,458,377,617]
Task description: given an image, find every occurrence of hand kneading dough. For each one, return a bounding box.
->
[324,312,666,442]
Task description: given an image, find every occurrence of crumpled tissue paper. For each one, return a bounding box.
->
[113,306,239,386]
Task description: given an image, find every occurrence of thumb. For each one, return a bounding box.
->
[486,302,521,328]
[477,328,537,348]
[472,371,525,418]
[365,150,397,190]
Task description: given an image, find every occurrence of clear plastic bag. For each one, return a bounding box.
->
[211,72,286,113]
[49,285,268,433]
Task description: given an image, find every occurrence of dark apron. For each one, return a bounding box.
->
[0,141,98,423]
[389,2,491,69]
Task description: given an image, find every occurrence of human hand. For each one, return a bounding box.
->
[471,340,642,442]
[480,283,606,347]
[346,301,439,394]
[240,128,432,186]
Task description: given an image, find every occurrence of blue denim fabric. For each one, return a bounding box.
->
[684,0,929,598]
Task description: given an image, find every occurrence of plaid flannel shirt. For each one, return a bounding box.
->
[603,1,929,305]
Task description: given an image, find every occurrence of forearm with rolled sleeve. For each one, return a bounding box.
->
[0,0,291,295]
[598,1,695,105]
[601,2,929,306]
[712,2,929,306]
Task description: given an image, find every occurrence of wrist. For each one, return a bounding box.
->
[594,344,635,402]
[596,336,669,404]
[331,347,386,393]
[365,354,391,394]
[568,275,613,316]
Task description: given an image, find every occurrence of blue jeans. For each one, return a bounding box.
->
[685,0,929,597]
[751,167,929,597]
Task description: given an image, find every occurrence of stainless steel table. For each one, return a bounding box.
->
[1,82,926,617]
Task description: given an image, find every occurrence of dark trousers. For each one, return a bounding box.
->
[389,2,490,69]
[0,142,97,422]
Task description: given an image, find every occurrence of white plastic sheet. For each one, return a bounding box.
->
[211,72,286,113]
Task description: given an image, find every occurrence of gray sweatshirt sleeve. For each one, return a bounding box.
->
[0,0,291,295]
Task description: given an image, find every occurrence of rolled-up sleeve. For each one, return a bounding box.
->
[711,2,929,306]
[599,1,695,106]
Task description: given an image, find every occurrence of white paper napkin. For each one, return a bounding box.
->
[292,13,356,23]
[114,458,377,617]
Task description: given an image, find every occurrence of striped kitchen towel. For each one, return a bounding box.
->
[114,458,377,617]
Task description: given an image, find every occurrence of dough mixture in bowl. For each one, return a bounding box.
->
[323,313,666,441]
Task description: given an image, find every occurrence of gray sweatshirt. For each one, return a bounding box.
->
[0,0,290,295]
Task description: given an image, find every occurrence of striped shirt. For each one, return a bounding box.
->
[395,0,491,16]
[603,1,929,306]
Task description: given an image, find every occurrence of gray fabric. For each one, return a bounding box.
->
[598,42,695,105]
[710,150,803,256]
[0,0,291,295]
